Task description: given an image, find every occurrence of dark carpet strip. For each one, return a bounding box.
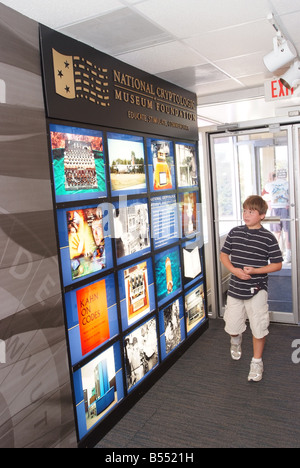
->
[95,318,300,448]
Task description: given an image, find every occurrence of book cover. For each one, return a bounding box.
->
[76,280,110,356]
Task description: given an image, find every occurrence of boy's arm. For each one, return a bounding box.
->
[220,252,252,280]
[244,262,282,275]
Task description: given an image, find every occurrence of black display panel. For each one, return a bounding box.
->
[46,118,209,446]
[47,123,209,446]
[40,21,208,449]
[39,24,209,453]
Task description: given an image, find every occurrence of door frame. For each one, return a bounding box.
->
[207,125,299,325]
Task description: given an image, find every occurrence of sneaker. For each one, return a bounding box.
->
[230,336,242,361]
[248,360,264,382]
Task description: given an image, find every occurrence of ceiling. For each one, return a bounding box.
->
[2,0,300,127]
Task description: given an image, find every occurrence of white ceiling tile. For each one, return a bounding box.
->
[134,0,271,38]
[116,41,204,74]
[278,11,300,50]
[238,73,269,87]
[197,98,277,124]
[156,63,229,91]
[269,0,300,15]
[184,20,274,61]
[215,52,268,78]
[0,0,124,28]
[196,78,244,97]
[61,8,173,55]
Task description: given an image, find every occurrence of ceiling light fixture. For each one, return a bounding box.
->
[263,14,297,73]
[279,60,300,90]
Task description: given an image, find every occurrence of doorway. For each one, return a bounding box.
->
[209,126,299,325]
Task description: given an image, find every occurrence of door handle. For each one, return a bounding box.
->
[262,217,281,223]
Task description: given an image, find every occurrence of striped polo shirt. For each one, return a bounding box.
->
[221,225,283,300]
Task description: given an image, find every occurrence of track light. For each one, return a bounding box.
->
[263,13,297,73]
[263,36,297,73]
[280,60,300,90]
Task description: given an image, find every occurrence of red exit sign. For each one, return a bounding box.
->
[265,78,294,102]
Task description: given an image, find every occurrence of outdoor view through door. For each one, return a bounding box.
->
[211,128,298,325]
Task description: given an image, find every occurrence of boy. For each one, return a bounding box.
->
[220,195,282,382]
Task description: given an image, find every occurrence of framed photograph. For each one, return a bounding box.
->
[185,282,206,336]
[118,258,155,331]
[175,142,198,188]
[178,191,201,239]
[147,138,175,191]
[154,245,182,307]
[64,273,119,365]
[113,198,150,265]
[73,342,124,441]
[150,194,179,250]
[107,132,147,196]
[57,202,113,287]
[159,297,185,361]
[124,316,158,392]
[49,123,107,203]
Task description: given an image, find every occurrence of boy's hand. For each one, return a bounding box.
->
[243,266,255,276]
[234,268,252,280]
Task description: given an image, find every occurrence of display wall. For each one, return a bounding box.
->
[39,25,208,448]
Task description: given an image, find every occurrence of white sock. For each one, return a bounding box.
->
[231,335,242,345]
[252,357,262,363]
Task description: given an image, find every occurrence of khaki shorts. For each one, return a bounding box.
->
[224,290,270,339]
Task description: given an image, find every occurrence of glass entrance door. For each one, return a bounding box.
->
[210,126,298,324]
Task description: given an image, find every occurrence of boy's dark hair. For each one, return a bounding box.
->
[243,195,268,215]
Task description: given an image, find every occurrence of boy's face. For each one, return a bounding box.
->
[243,208,265,229]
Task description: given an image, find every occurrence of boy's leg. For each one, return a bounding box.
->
[253,336,266,359]
[224,296,247,360]
[245,291,269,382]
[247,336,266,382]
[230,334,242,360]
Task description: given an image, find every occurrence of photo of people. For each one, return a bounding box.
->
[49,124,106,203]
[175,143,198,188]
[185,283,205,334]
[67,206,106,280]
[163,299,182,355]
[124,317,158,391]
[179,191,199,238]
[107,132,146,195]
[113,200,150,263]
